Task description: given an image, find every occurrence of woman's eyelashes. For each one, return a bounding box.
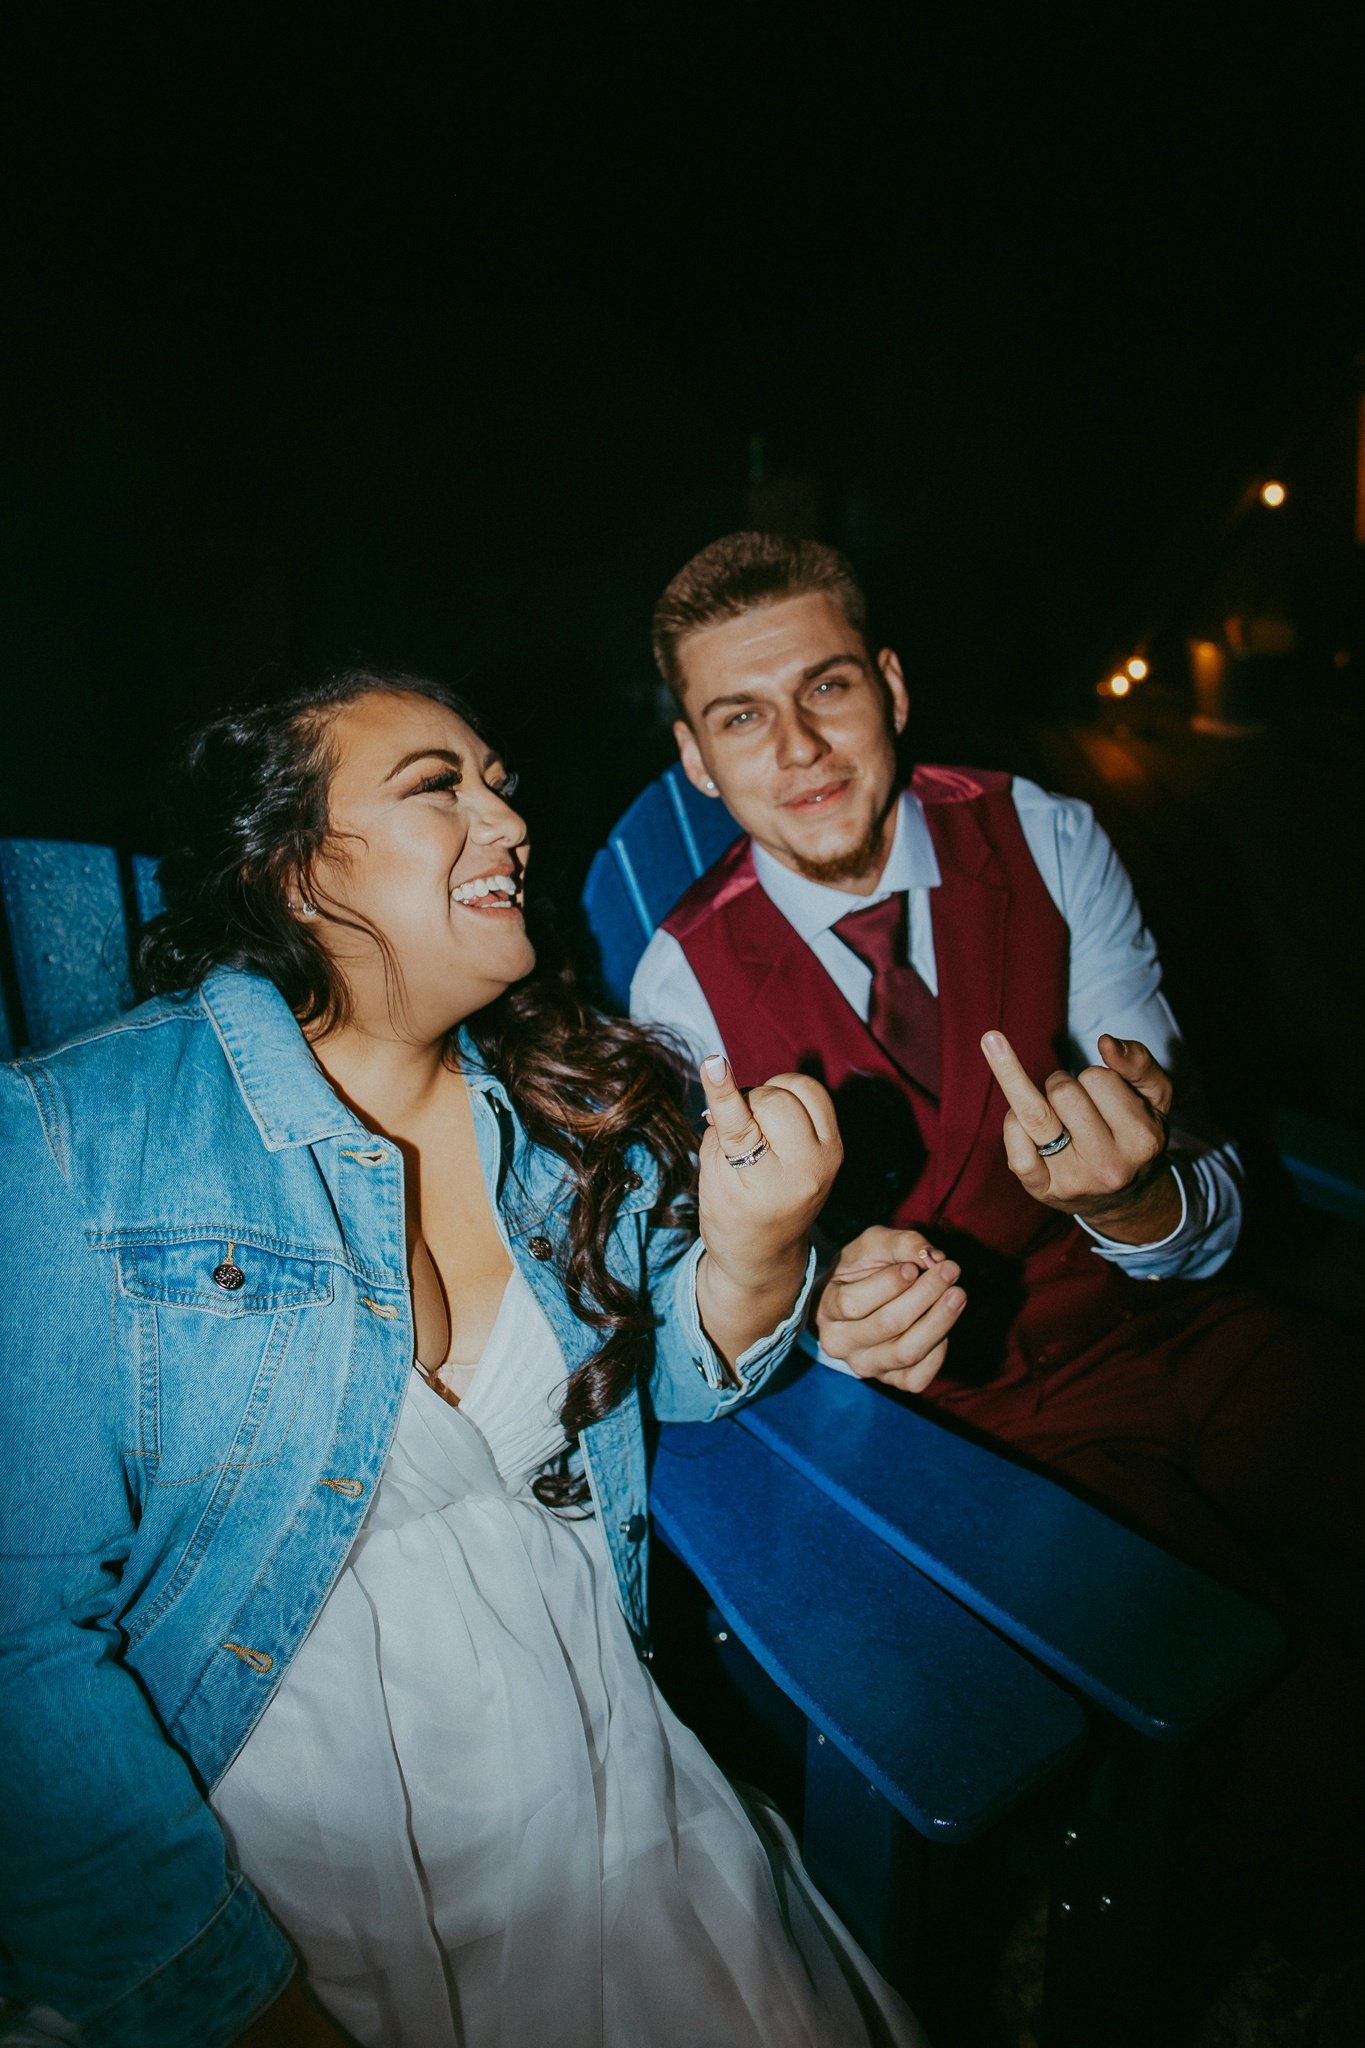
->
[410,767,518,800]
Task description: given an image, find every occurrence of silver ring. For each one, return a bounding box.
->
[1035,1129,1072,1158]
[725,1137,770,1170]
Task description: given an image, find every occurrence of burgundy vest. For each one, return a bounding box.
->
[664,766,1142,1383]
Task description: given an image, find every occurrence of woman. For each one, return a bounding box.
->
[0,670,925,2047]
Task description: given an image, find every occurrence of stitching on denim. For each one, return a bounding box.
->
[93,1223,346,1259]
[87,1867,256,2019]
[92,1222,391,1286]
[126,1447,242,1641]
[118,1243,334,1316]
[133,1307,306,1622]
[320,1291,365,1467]
[146,1306,304,1489]
[19,1059,69,1181]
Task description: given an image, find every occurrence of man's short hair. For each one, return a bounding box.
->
[651,532,870,703]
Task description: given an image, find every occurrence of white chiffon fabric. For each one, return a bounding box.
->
[212,1270,926,2048]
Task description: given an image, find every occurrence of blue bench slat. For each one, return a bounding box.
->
[605,775,739,934]
[660,763,744,873]
[581,851,652,1012]
[131,853,165,925]
[0,841,135,1054]
[1273,1106,1365,1226]
[739,1359,1284,1740]
[652,1421,1086,1842]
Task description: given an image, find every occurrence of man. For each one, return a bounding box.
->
[631,531,1357,1610]
[630,530,1365,1967]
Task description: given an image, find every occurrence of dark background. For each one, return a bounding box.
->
[2,18,1362,1121]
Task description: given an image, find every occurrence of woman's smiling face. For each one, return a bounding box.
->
[304,689,534,1038]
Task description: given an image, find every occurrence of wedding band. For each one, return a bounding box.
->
[724,1138,770,1170]
[1036,1129,1072,1158]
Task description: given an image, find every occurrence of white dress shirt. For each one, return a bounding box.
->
[630,781,1241,1280]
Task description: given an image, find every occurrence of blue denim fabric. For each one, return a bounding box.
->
[0,968,810,2047]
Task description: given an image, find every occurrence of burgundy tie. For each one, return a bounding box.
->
[833,893,941,1098]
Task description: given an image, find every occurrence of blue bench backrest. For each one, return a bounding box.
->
[581,766,741,1008]
[0,841,164,1059]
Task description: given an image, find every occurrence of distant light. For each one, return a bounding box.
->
[1261,481,1287,508]
[1334,649,1351,670]
[1126,657,1149,681]
[1110,675,1132,698]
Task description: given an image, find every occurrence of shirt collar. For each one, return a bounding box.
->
[751,788,941,939]
[200,967,515,1150]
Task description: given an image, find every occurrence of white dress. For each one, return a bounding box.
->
[213,1271,926,2048]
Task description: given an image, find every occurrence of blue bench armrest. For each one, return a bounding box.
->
[738,1356,1284,1741]
[652,1419,1086,1843]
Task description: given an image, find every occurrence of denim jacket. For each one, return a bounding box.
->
[0,968,810,2047]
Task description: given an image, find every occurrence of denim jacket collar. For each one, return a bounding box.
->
[199,968,517,1154]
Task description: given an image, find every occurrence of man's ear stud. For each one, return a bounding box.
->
[704,779,717,794]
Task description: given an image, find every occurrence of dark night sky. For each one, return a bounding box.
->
[2,17,1361,895]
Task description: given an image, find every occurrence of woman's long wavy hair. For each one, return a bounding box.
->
[135,668,697,1507]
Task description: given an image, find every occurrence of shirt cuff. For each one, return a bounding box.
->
[1075,1156,1191,1258]
[1073,1153,1239,1280]
[678,1238,818,1397]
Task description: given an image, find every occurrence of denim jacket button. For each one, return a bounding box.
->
[620,1512,647,1544]
[212,1261,246,1291]
[527,1235,553,1261]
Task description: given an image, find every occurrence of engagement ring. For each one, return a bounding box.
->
[725,1138,771,1170]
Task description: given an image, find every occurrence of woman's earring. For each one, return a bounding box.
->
[290,898,318,917]
[704,779,717,794]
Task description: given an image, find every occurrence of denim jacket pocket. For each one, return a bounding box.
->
[112,1236,337,1481]
[116,1236,334,1316]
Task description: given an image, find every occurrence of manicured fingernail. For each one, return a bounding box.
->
[945,1288,966,1309]
[982,1030,1005,1055]
[701,1054,728,1083]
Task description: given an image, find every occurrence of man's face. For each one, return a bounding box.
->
[672,592,909,892]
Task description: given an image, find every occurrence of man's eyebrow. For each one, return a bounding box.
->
[803,651,868,680]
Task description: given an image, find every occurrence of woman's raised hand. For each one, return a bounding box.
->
[696,1056,841,1294]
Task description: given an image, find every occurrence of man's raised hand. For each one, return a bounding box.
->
[980,1029,1181,1244]
[816,1224,965,1393]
